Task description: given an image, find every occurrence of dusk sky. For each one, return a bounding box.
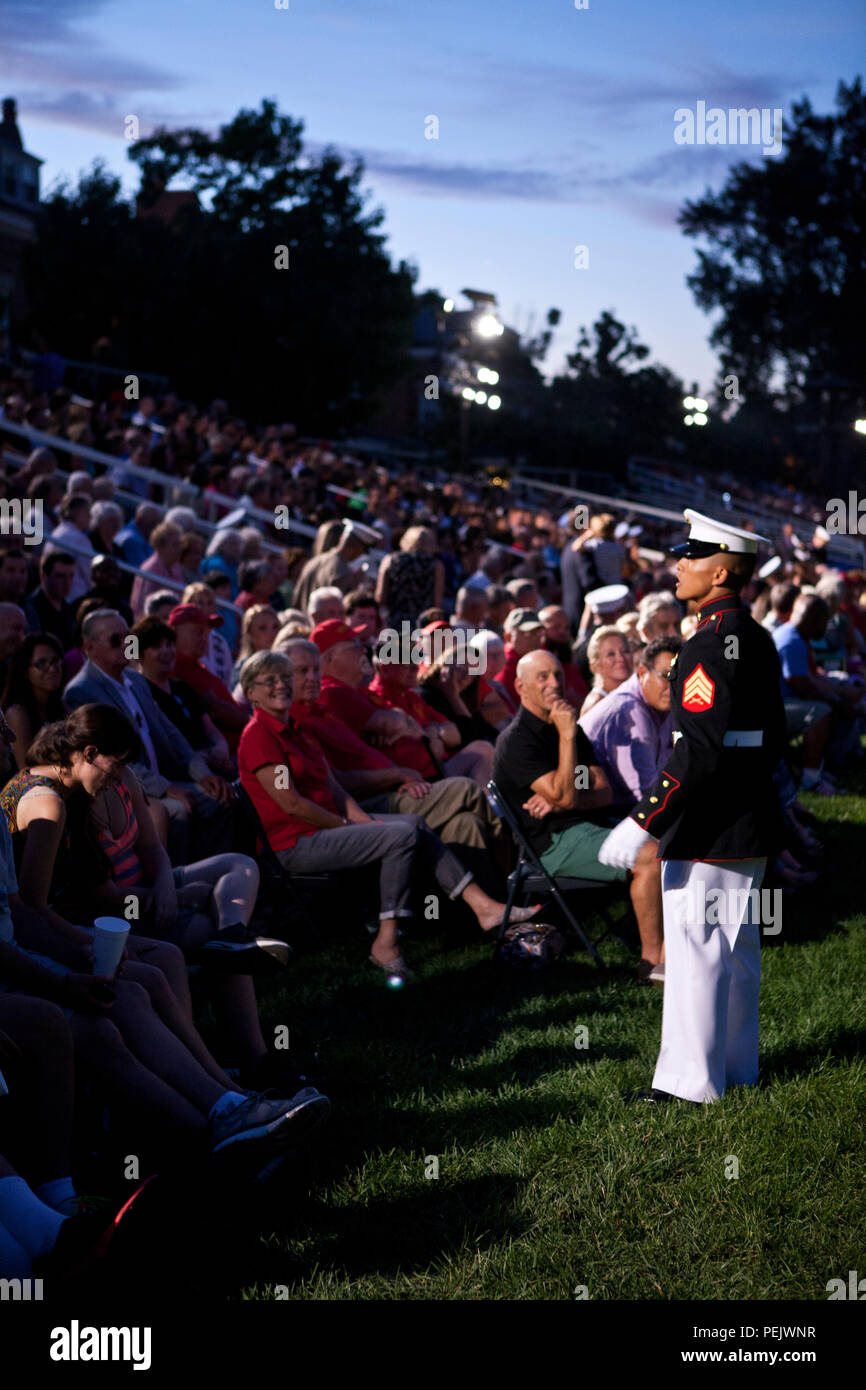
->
[3,0,862,392]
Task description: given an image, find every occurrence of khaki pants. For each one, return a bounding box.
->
[361,776,506,894]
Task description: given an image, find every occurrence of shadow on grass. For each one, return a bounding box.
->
[233,1172,530,1293]
[759,1025,866,1082]
[260,946,638,1061]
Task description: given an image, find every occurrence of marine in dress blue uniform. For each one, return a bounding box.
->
[600,510,786,1103]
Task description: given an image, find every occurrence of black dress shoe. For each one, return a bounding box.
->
[622,1088,702,1106]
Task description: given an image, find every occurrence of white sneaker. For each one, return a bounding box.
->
[648,962,665,985]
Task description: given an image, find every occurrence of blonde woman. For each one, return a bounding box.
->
[579,626,632,717]
[232,605,280,696]
[312,519,344,557]
[375,526,444,629]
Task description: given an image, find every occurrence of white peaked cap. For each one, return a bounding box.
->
[671,508,771,558]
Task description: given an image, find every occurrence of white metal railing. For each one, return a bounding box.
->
[0,449,300,560]
[510,473,685,525]
[0,416,318,544]
[0,417,197,502]
[513,467,865,568]
[31,531,240,620]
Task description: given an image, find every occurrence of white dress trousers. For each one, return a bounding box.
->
[652,857,766,1103]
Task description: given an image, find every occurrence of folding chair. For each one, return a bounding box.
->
[231,780,378,934]
[486,780,633,966]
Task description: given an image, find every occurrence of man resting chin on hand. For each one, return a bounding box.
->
[492,649,664,981]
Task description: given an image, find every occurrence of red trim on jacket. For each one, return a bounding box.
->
[642,770,681,828]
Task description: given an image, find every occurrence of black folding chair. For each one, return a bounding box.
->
[231,779,378,934]
[486,780,633,966]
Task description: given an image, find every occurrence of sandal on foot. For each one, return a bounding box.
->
[487,903,543,934]
[369,953,413,980]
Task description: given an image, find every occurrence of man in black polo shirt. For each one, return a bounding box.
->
[493,648,664,981]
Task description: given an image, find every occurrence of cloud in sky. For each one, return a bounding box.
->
[0,0,810,230]
[336,140,760,210]
[0,0,181,97]
[444,49,799,126]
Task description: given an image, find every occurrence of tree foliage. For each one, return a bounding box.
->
[546,310,684,471]
[23,100,417,426]
[679,78,866,396]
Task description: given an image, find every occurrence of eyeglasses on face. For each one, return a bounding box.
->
[652,667,675,682]
[102,631,127,648]
[253,677,292,692]
[30,657,63,672]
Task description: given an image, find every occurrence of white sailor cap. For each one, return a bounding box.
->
[670,508,771,559]
[585,583,631,614]
[758,555,783,580]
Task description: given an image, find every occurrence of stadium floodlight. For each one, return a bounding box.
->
[462,387,476,401]
[475,390,488,404]
[684,414,694,426]
[683,396,696,410]
[476,313,504,338]
[855,419,866,435]
[694,397,709,412]
[693,412,708,426]
[443,299,454,313]
[487,395,502,410]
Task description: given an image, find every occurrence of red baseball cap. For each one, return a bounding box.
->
[311,618,366,654]
[167,604,224,629]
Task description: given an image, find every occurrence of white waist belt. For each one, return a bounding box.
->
[723,730,763,747]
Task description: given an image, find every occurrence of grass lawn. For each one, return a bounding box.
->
[233,768,866,1302]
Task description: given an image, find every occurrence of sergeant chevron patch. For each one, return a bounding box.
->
[682,663,715,711]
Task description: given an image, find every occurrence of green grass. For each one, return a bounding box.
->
[233,770,866,1301]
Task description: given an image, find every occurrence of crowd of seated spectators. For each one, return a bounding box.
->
[0,364,863,1283]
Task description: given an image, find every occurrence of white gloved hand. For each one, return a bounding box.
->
[598,816,652,869]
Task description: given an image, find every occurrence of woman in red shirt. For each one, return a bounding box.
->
[237,650,538,979]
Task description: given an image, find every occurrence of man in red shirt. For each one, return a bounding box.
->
[312,620,493,786]
[282,636,508,890]
[369,659,494,785]
[314,619,440,777]
[538,604,590,709]
[169,604,248,753]
[237,650,539,978]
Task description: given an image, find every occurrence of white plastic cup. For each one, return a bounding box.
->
[92,917,130,978]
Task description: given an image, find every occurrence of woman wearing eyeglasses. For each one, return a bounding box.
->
[238,650,540,979]
[0,633,66,771]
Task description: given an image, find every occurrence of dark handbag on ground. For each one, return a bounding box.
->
[495,920,565,969]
